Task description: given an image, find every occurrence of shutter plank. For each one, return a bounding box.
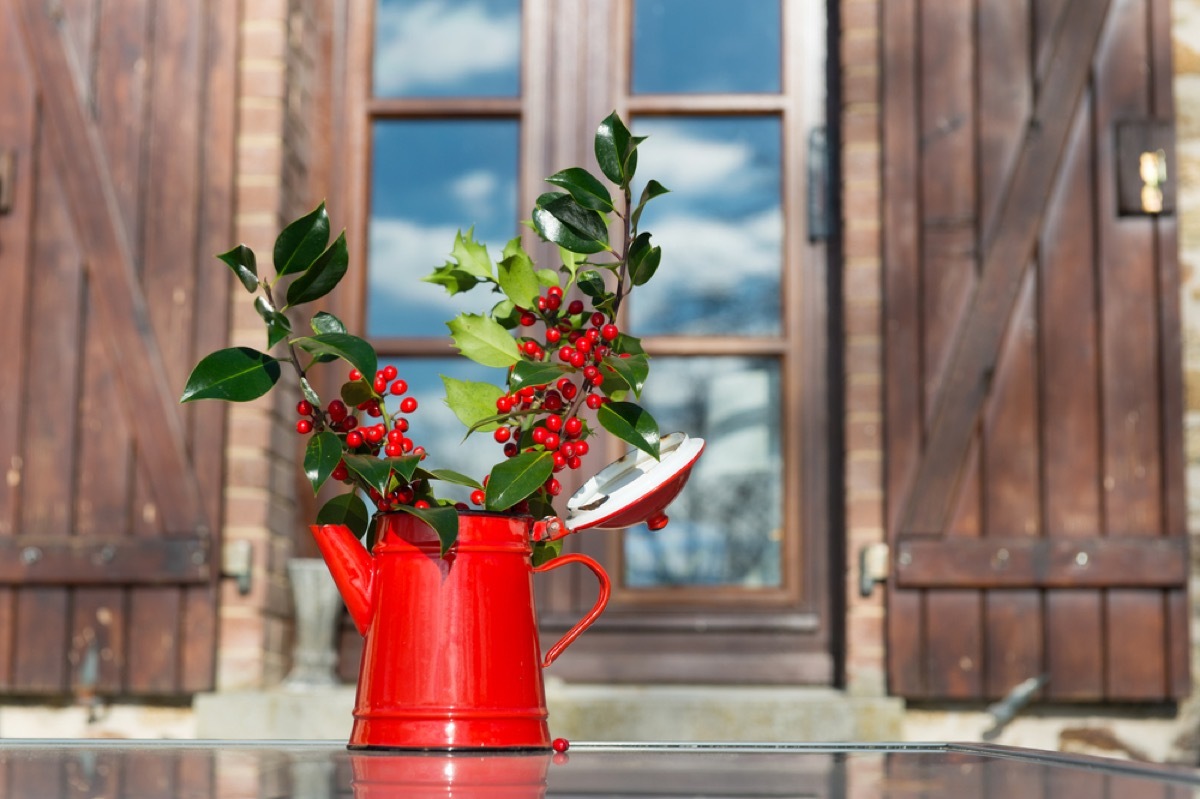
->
[899,0,1113,536]
[127,587,181,694]
[1107,591,1166,699]
[69,589,126,695]
[13,589,69,691]
[1045,591,1103,700]
[925,591,982,698]
[984,592,1043,702]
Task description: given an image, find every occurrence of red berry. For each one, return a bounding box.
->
[586,394,604,410]
[494,427,512,443]
[576,337,593,353]
[558,346,574,363]
[568,455,582,470]
[574,441,589,456]
[561,442,576,458]
[387,428,404,443]
[496,395,514,413]
[567,300,584,315]
[569,351,587,368]
[328,400,347,421]
[414,500,430,509]
[365,425,386,443]
[546,415,563,432]
[536,297,548,311]
[383,364,399,380]
[547,286,563,299]
[390,379,408,395]
[520,312,537,326]
[546,294,562,311]
[344,416,359,430]
[296,419,313,434]
[545,478,562,496]
[400,397,418,413]
[349,369,362,382]
[374,375,388,393]
[385,443,403,457]
[562,382,578,400]
[297,400,313,416]
[601,323,619,340]
[553,452,567,470]
[395,418,409,432]
[346,431,364,448]
[565,417,583,438]
[586,328,601,342]
[552,738,569,753]
[545,328,561,344]
[523,340,541,357]
[532,427,548,445]
[583,366,600,382]
[470,489,486,505]
[504,442,519,457]
[332,463,349,481]
[590,312,606,327]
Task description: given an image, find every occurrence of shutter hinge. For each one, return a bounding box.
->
[858,542,889,597]
[222,540,254,596]
[806,127,833,242]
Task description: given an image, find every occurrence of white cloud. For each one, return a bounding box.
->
[651,207,782,288]
[450,170,504,219]
[374,1,520,95]
[637,124,772,195]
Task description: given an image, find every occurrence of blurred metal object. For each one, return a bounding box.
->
[983,674,1049,740]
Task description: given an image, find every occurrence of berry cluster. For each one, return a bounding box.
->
[472,286,632,510]
[293,364,438,512]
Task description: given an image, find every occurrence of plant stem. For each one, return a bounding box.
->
[611,184,634,317]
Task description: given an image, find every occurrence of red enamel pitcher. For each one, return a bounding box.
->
[310,511,609,751]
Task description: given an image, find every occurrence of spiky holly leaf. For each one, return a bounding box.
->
[447,313,522,368]
[180,347,281,403]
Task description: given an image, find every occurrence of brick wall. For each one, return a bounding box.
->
[839,0,887,697]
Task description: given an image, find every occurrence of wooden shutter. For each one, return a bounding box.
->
[0,0,236,695]
[883,0,1187,700]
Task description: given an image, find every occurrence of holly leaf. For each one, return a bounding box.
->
[300,376,320,407]
[274,202,331,276]
[340,378,375,408]
[393,504,460,556]
[316,492,370,541]
[510,360,563,391]
[291,333,377,382]
[532,192,610,254]
[594,111,640,187]
[577,270,606,299]
[602,353,649,398]
[424,260,481,295]
[311,311,347,335]
[532,538,563,567]
[451,227,494,280]
[485,450,555,511]
[217,244,259,292]
[497,248,540,310]
[304,432,343,493]
[446,313,521,368]
[491,298,521,330]
[626,232,662,286]
[342,454,393,496]
[442,376,505,432]
[180,347,281,403]
[631,179,669,231]
[254,296,292,350]
[597,401,660,459]
[416,468,484,490]
[286,231,349,307]
[545,167,614,212]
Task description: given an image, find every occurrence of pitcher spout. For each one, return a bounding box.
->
[309,524,375,635]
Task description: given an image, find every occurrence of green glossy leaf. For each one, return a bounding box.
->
[545,167,614,212]
[316,492,370,541]
[577,270,606,298]
[510,360,563,391]
[613,333,644,355]
[310,311,347,335]
[491,298,521,330]
[393,504,460,556]
[532,192,610,255]
[602,353,650,398]
[442,376,505,432]
[446,313,522,368]
[341,379,374,408]
[254,296,292,350]
[292,333,377,382]
[389,455,422,483]
[595,111,634,185]
[485,450,555,511]
[557,247,587,280]
[626,232,662,286]
[497,249,540,310]
[217,244,259,292]
[418,468,484,490]
[451,227,494,280]
[531,538,563,567]
[304,432,343,493]
[424,260,481,295]
[597,401,660,460]
[274,202,331,277]
[180,347,281,403]
[342,454,392,495]
[300,376,320,407]
[631,179,669,231]
[286,231,349,307]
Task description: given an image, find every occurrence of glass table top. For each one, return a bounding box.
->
[0,741,1196,798]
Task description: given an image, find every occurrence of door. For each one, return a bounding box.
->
[883,0,1187,700]
[0,0,235,695]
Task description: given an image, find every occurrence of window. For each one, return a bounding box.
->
[340,0,833,684]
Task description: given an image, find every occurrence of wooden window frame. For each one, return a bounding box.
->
[329,0,837,686]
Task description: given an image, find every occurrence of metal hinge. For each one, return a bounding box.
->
[0,150,15,214]
[222,540,254,595]
[858,542,889,597]
[806,126,833,242]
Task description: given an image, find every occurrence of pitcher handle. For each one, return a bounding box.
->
[533,553,611,668]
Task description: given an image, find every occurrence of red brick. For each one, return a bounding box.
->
[841,0,880,32]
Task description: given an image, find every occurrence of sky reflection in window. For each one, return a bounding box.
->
[632,0,780,94]
[368,120,518,338]
[629,116,783,336]
[624,356,783,588]
[374,0,521,97]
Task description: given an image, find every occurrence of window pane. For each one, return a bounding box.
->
[380,357,500,503]
[374,0,521,97]
[623,357,783,588]
[368,120,518,338]
[630,116,783,336]
[632,0,780,94]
